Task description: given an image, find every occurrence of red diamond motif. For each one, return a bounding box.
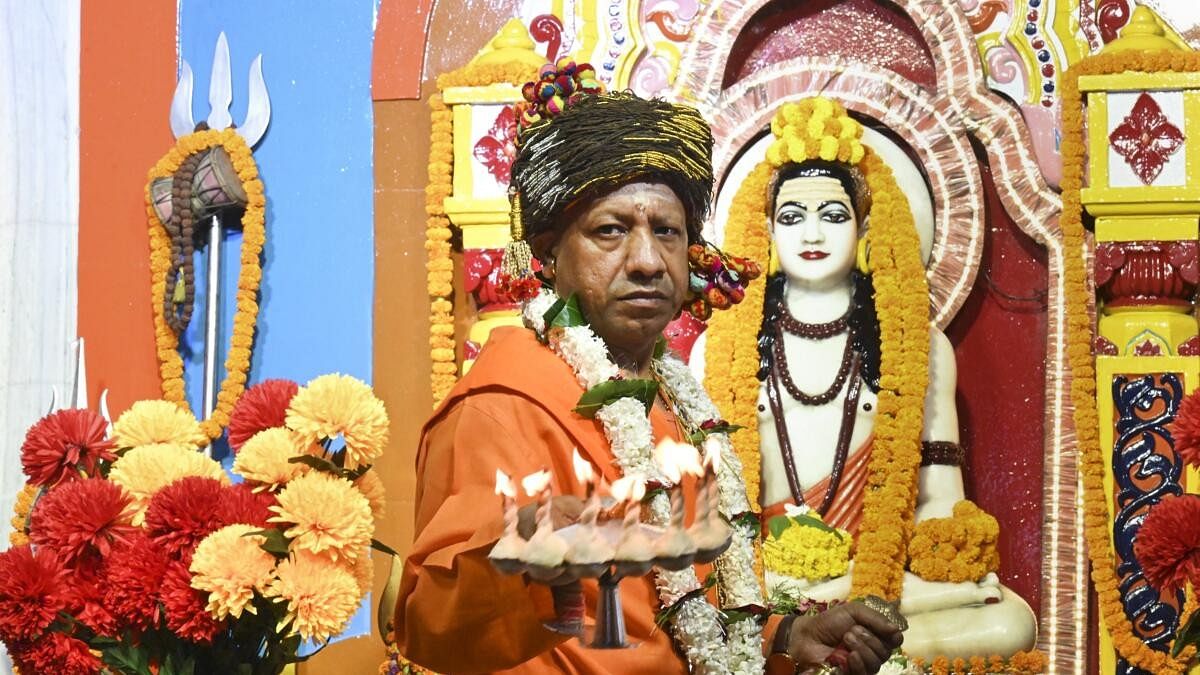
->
[473,105,517,185]
[1109,93,1185,185]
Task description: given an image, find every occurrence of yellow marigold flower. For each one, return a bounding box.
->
[270,471,372,562]
[763,518,851,581]
[353,470,386,522]
[109,443,228,525]
[233,427,312,490]
[190,524,278,619]
[112,400,207,449]
[286,374,389,470]
[266,551,361,642]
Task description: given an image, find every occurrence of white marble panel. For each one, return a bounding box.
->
[0,0,81,660]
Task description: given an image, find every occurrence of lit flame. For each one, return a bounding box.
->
[610,474,646,503]
[572,448,594,484]
[703,436,722,474]
[494,469,516,498]
[521,469,552,497]
[653,439,703,483]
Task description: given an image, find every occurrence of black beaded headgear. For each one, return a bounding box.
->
[501,59,715,298]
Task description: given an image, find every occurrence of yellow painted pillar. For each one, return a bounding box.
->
[1080,7,1200,673]
[436,20,544,374]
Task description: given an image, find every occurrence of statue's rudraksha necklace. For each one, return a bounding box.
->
[766,304,862,514]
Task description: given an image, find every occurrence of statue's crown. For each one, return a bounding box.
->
[766,97,866,168]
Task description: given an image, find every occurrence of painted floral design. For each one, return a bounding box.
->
[1109,93,1185,185]
[472,105,517,185]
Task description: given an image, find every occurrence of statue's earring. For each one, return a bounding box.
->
[767,243,780,275]
[855,237,871,275]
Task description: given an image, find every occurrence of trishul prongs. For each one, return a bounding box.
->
[169,31,270,147]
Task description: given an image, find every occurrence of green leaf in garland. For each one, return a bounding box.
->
[1173,605,1200,657]
[791,513,844,541]
[732,511,759,532]
[653,335,667,360]
[574,378,659,418]
[767,515,792,540]
[544,293,586,330]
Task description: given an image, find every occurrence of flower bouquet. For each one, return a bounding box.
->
[2,373,389,675]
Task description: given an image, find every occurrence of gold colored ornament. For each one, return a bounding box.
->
[855,236,871,275]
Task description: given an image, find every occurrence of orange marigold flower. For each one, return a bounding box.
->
[286,374,389,470]
[269,471,373,562]
[265,551,361,642]
[189,524,278,620]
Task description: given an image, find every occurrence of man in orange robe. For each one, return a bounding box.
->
[396,326,697,673]
[394,73,902,674]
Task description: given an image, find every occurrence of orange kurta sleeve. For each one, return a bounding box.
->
[396,395,570,673]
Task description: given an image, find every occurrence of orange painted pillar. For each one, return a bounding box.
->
[78,1,177,412]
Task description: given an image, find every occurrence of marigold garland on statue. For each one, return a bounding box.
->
[146,129,266,442]
[1060,49,1200,673]
[705,97,929,602]
[907,500,1000,583]
[913,650,1047,674]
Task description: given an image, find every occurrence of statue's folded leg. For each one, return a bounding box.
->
[902,587,1037,661]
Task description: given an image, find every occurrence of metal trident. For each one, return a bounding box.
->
[167,32,270,435]
[46,338,113,437]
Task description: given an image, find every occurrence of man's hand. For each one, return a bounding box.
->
[786,602,904,675]
[516,495,584,539]
[515,496,584,586]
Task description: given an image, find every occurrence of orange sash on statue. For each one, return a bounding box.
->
[760,435,874,538]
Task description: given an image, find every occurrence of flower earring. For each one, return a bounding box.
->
[685,243,762,320]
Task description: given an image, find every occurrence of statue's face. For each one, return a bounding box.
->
[771,176,859,288]
[541,181,690,359]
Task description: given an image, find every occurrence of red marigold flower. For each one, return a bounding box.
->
[228,379,299,452]
[30,478,137,566]
[160,559,225,644]
[0,545,68,642]
[59,569,119,638]
[1135,494,1200,594]
[102,533,169,631]
[21,409,116,487]
[1170,390,1200,469]
[9,632,103,675]
[219,481,276,528]
[144,476,229,560]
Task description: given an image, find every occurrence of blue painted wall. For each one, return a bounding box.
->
[178,0,378,645]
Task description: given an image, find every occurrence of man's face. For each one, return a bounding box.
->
[543,181,690,359]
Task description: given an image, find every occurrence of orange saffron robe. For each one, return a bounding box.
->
[395,327,708,674]
[760,437,873,537]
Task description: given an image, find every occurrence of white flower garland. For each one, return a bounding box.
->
[524,289,765,674]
